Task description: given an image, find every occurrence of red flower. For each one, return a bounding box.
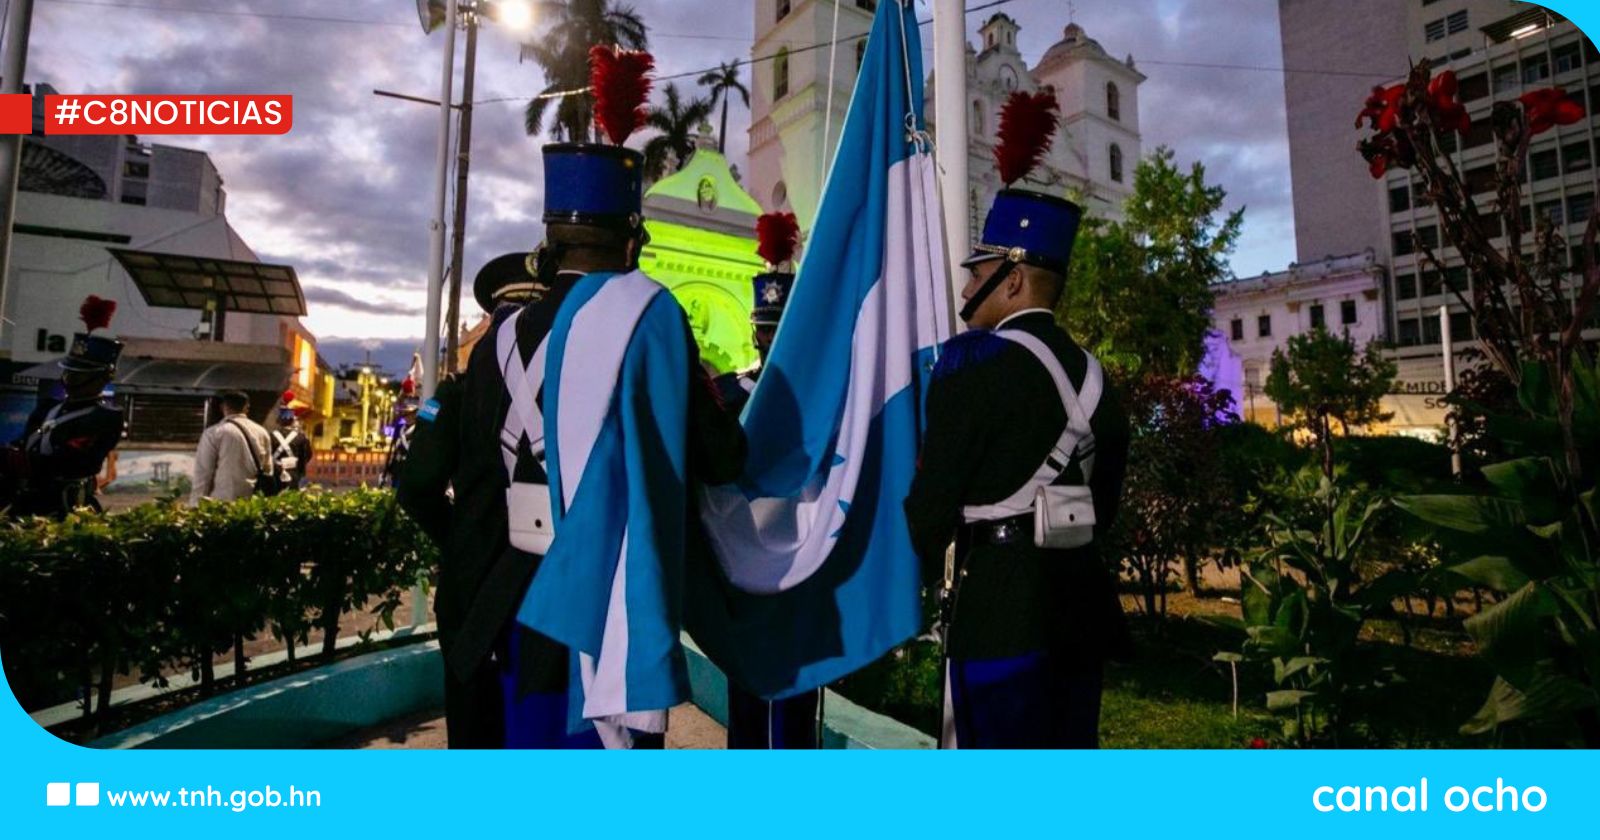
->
[1426,70,1471,134]
[1356,84,1404,131]
[1249,737,1268,749]
[1359,130,1415,178]
[1519,87,1586,136]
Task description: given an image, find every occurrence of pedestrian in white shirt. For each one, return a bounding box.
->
[190,390,272,504]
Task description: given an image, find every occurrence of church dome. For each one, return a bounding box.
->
[1039,22,1107,67]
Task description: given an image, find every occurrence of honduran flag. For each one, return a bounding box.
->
[692,0,954,699]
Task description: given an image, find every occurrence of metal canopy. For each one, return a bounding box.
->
[109,248,308,317]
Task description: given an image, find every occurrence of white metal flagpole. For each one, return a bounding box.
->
[421,0,458,404]
[932,0,969,322]
[1440,304,1461,478]
[413,0,457,628]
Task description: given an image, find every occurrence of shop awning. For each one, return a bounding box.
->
[109,248,307,316]
[10,357,289,396]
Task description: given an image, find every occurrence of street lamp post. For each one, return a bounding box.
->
[421,0,459,407]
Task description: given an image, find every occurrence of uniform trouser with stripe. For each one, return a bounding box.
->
[726,686,821,749]
[498,626,665,749]
[942,651,1102,749]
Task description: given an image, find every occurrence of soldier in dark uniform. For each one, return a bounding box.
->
[1,296,125,519]
[717,213,822,749]
[903,185,1131,749]
[397,251,547,748]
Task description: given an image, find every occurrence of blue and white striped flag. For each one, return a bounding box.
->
[693,0,953,699]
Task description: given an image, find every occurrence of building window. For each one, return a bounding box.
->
[1392,230,1416,257]
[1396,273,1417,300]
[1341,299,1357,326]
[1443,265,1468,294]
[1424,19,1446,43]
[1522,54,1551,85]
[1492,63,1519,94]
[855,0,876,10]
[1106,82,1121,122]
[1109,143,1124,183]
[1417,225,1439,249]
[1389,185,1411,213]
[1230,318,1244,341]
[1537,198,1565,227]
[1568,192,1594,224]
[1554,42,1584,74]
[1257,314,1272,338]
[973,100,984,134]
[1450,311,1474,340]
[1309,303,1326,330]
[776,0,790,22]
[856,39,867,72]
[1422,270,1443,297]
[1458,72,1489,101]
[1530,148,1560,180]
[123,160,150,178]
[1563,140,1592,174]
[1398,318,1420,346]
[774,47,790,100]
[772,180,787,208]
[1446,10,1469,35]
[1423,315,1442,345]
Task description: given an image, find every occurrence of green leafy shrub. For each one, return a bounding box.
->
[0,489,436,724]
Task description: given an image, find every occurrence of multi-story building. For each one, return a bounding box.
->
[747,0,878,229]
[927,16,1144,235]
[747,4,1142,235]
[1268,2,1600,435]
[1210,252,1388,427]
[1381,4,1600,376]
[1278,0,1411,262]
[2,82,320,488]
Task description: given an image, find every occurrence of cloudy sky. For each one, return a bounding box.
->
[27,0,1302,354]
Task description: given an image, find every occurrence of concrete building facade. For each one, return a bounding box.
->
[747,4,1142,235]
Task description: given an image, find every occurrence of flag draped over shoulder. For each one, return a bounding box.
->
[692,1,954,699]
[518,269,692,745]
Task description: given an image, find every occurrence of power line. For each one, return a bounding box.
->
[36,0,417,27]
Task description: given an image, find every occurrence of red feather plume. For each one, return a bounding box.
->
[79,295,117,333]
[756,212,800,268]
[590,45,654,146]
[993,91,1060,186]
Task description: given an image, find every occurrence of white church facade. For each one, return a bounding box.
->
[747,3,1145,236]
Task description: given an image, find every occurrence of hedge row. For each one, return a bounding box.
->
[0,489,437,723]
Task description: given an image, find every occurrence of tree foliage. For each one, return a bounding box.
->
[1057,146,1244,381]
[1112,374,1238,615]
[643,82,713,180]
[1265,327,1397,479]
[697,60,749,155]
[523,0,649,141]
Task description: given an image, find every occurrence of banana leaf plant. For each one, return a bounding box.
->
[1221,467,1413,744]
[1398,356,1600,744]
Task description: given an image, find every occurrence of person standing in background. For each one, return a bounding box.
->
[190,391,272,504]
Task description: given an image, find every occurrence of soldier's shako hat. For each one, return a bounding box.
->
[961,188,1083,276]
[473,251,539,313]
[541,144,645,231]
[62,295,123,373]
[752,271,794,327]
[61,334,123,372]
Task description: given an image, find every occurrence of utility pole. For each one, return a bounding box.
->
[445,9,480,375]
[0,0,38,353]
[421,0,458,404]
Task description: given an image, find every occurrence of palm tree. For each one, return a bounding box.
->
[523,0,648,142]
[643,83,712,180]
[697,60,749,154]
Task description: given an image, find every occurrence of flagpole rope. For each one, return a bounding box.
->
[821,0,843,192]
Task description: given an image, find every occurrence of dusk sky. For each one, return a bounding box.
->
[26,0,1342,352]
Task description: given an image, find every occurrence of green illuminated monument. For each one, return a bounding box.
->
[640,140,766,375]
